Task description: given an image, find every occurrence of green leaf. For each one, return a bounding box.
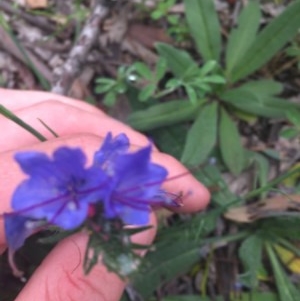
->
[0,104,47,142]
[181,102,217,165]
[158,208,222,242]
[155,57,167,81]
[253,152,270,193]
[221,80,299,118]
[223,96,297,119]
[266,243,299,301]
[221,88,285,118]
[162,296,223,301]
[199,60,217,76]
[226,1,261,75]
[202,75,226,84]
[132,229,246,300]
[126,86,158,111]
[239,234,263,288]
[94,84,114,94]
[38,119,58,138]
[286,109,300,128]
[156,43,198,79]
[262,217,300,241]
[166,78,182,89]
[231,1,300,82]
[132,241,202,299]
[149,124,188,159]
[280,127,299,139]
[131,208,223,299]
[95,78,115,84]
[184,0,221,62]
[103,91,117,106]
[241,79,283,95]
[133,62,153,80]
[162,293,279,301]
[219,108,245,175]
[185,85,198,104]
[127,99,202,131]
[194,165,237,206]
[138,85,156,102]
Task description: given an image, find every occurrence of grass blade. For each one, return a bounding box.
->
[266,243,299,301]
[0,105,47,142]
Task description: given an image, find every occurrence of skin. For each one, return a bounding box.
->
[0,88,210,301]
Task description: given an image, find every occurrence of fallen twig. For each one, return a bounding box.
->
[51,0,110,95]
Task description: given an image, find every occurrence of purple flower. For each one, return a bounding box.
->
[4,214,43,251]
[3,214,49,277]
[94,135,168,225]
[11,147,108,230]
[5,132,170,256]
[94,132,129,174]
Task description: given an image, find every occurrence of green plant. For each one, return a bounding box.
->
[150,0,189,43]
[93,3,300,299]
[126,0,300,176]
[285,39,300,70]
[95,66,135,106]
[121,4,300,298]
[280,109,300,139]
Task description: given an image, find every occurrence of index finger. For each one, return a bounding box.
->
[0,88,100,114]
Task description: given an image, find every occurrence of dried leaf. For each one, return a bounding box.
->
[127,23,172,49]
[26,0,48,9]
[225,194,300,223]
[274,244,300,274]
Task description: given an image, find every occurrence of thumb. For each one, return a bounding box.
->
[15,215,157,301]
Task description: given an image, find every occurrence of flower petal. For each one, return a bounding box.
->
[94,132,129,170]
[4,214,36,251]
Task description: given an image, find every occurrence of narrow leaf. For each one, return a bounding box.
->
[138,85,156,102]
[134,62,153,80]
[219,108,245,175]
[266,243,299,301]
[163,293,279,301]
[155,57,167,81]
[226,1,261,75]
[253,152,270,193]
[239,234,263,288]
[156,43,198,79]
[132,241,203,299]
[181,102,217,165]
[231,1,300,82]
[162,296,222,301]
[194,165,237,206]
[221,80,299,119]
[38,118,59,138]
[149,124,187,159]
[286,109,300,128]
[184,0,221,61]
[0,104,47,142]
[233,80,283,96]
[127,99,202,131]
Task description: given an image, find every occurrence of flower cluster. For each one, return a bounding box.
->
[3,132,173,277]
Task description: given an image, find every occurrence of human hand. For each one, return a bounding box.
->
[0,88,210,301]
